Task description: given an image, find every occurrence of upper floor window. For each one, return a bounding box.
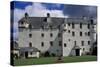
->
[88,41,90,45]
[50,41,53,46]
[74,41,76,46]
[41,33,44,37]
[29,33,32,38]
[72,31,75,36]
[72,23,75,29]
[83,48,85,51]
[68,23,70,26]
[64,43,67,47]
[29,42,32,47]
[88,24,90,29]
[80,31,82,36]
[90,19,93,24]
[80,23,82,29]
[68,30,70,33]
[58,33,61,37]
[41,42,44,47]
[59,41,62,46]
[64,24,66,27]
[50,33,53,37]
[68,39,70,41]
[81,41,84,46]
[88,32,90,36]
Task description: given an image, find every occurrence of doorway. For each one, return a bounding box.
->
[75,49,80,56]
[25,51,28,58]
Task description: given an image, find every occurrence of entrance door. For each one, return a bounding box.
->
[25,51,28,58]
[75,49,80,56]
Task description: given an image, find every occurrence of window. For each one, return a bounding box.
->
[41,42,44,47]
[41,25,44,29]
[83,48,85,51]
[72,31,75,36]
[29,33,32,38]
[80,23,82,29]
[41,33,44,37]
[21,21,24,24]
[49,25,53,29]
[58,33,61,37]
[50,41,53,46]
[88,32,90,36]
[68,23,70,26]
[68,30,70,33]
[30,52,32,55]
[80,31,82,36]
[59,41,62,46]
[64,24,66,27]
[88,41,90,45]
[72,23,75,29]
[74,41,76,46]
[90,19,93,24]
[81,41,84,46]
[43,18,47,22]
[29,42,32,47]
[64,43,67,47]
[89,48,91,52]
[85,32,88,36]
[68,39,70,41]
[88,24,90,29]
[50,33,53,37]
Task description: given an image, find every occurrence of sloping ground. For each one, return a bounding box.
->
[14,56,97,66]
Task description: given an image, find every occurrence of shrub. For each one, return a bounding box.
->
[44,51,50,57]
[51,53,56,57]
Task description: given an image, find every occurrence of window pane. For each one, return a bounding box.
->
[29,33,32,38]
[41,33,44,37]
[50,33,53,37]
[50,41,53,46]
[68,30,70,33]
[72,23,74,28]
[88,41,90,45]
[41,42,44,47]
[29,42,32,47]
[72,31,75,36]
[80,32,82,36]
[81,41,84,46]
[74,41,76,46]
[80,23,82,29]
[59,41,62,46]
[64,43,67,47]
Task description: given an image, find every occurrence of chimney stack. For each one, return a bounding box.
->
[25,12,29,18]
[47,13,50,17]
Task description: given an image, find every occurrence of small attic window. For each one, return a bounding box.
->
[90,19,93,24]
[43,18,47,22]
[21,21,24,24]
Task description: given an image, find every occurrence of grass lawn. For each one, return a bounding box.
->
[14,56,97,66]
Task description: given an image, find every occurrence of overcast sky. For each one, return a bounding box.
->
[11,1,97,40]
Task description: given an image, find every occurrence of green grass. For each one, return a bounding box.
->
[14,56,97,66]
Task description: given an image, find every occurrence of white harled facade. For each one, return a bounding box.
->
[18,13,97,57]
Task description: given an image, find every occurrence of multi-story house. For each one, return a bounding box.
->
[17,13,97,58]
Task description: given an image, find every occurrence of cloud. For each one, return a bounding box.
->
[63,5,97,18]
[13,2,67,40]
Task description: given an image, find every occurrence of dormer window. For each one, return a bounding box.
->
[21,21,24,24]
[43,18,47,22]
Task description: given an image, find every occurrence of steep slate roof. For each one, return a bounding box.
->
[19,47,40,52]
[64,18,96,24]
[19,16,96,29]
[19,17,64,29]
